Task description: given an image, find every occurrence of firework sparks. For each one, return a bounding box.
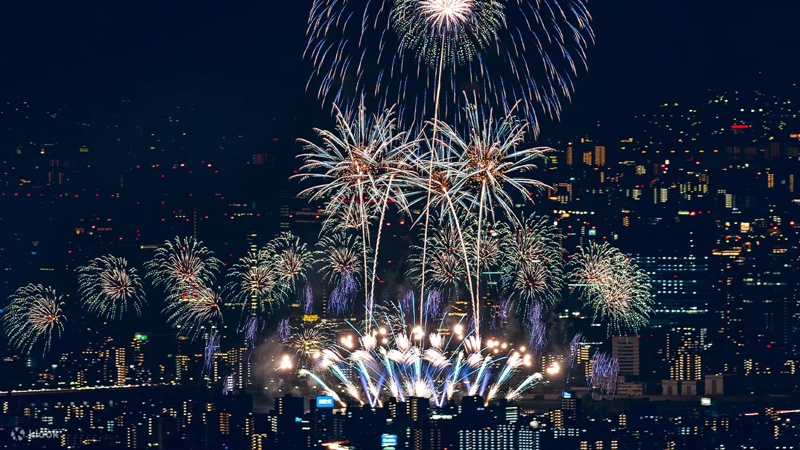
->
[222,374,234,395]
[302,283,314,315]
[566,333,585,369]
[269,233,314,292]
[241,316,262,349]
[571,242,654,334]
[3,285,66,355]
[278,318,292,342]
[490,298,510,330]
[588,350,619,397]
[204,331,220,375]
[78,256,145,320]
[528,303,547,359]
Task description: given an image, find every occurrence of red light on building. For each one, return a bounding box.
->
[731,124,750,129]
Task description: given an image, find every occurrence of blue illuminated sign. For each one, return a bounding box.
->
[316,396,335,408]
[381,434,398,447]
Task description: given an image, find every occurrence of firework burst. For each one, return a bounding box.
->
[571,242,654,334]
[306,0,593,129]
[146,236,220,297]
[164,286,222,341]
[588,350,619,397]
[227,251,277,314]
[78,256,145,320]
[287,325,333,362]
[3,285,66,355]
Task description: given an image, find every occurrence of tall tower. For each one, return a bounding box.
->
[612,336,640,376]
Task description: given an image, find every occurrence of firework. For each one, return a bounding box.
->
[407,221,466,293]
[566,333,585,369]
[294,103,416,329]
[241,316,262,349]
[328,273,357,317]
[204,331,220,375]
[302,283,314,315]
[269,233,314,292]
[306,0,593,129]
[490,298,511,330]
[146,237,220,299]
[315,232,364,286]
[528,303,547,358]
[588,350,619,397]
[306,296,548,408]
[502,215,563,312]
[77,256,145,321]
[287,325,332,362]
[226,251,277,314]
[278,318,292,342]
[222,374,234,395]
[571,242,654,334]
[3,285,66,355]
[164,286,222,341]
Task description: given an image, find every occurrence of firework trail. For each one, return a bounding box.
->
[278,318,292,342]
[306,0,594,130]
[145,237,220,297]
[204,331,220,376]
[3,285,66,355]
[78,256,145,321]
[164,286,222,341]
[400,291,415,317]
[571,242,654,334]
[302,283,314,315]
[588,350,619,397]
[528,303,547,359]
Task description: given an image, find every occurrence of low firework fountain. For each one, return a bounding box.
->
[300,300,547,408]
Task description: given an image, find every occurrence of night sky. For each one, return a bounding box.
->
[2,0,798,135]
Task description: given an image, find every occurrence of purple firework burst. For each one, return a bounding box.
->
[328,273,356,317]
[222,374,234,395]
[491,299,511,330]
[278,318,291,342]
[528,303,548,358]
[588,350,619,397]
[203,331,220,375]
[425,290,442,320]
[400,290,414,317]
[566,333,586,369]
[303,283,314,315]
[242,316,262,349]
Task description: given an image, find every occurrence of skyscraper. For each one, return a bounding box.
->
[612,336,640,377]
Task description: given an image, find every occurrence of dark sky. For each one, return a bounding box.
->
[1,0,798,134]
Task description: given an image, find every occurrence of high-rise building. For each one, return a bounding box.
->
[667,327,706,381]
[594,146,606,166]
[612,336,640,376]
